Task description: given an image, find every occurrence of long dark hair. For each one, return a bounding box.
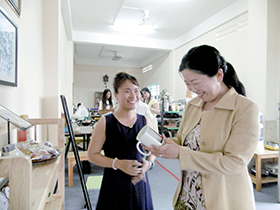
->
[113,72,139,93]
[179,45,246,96]
[101,89,113,110]
[140,87,152,104]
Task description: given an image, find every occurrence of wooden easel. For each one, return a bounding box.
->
[60,95,92,210]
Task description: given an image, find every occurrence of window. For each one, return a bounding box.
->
[148,83,160,100]
[142,64,153,73]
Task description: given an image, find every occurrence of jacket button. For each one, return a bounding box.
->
[202,141,206,145]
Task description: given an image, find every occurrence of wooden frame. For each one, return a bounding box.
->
[0,6,18,86]
[6,0,21,17]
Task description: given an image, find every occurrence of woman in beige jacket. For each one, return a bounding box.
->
[145,45,259,210]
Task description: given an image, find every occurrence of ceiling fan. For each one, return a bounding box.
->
[138,10,155,27]
[120,6,155,27]
[112,51,122,61]
[98,47,123,61]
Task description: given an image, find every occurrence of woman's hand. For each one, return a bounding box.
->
[131,158,149,185]
[109,106,115,112]
[115,159,142,176]
[143,134,180,159]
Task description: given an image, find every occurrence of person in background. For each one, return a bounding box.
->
[141,87,160,132]
[144,45,259,210]
[99,89,115,116]
[135,91,154,122]
[72,102,89,120]
[87,72,155,210]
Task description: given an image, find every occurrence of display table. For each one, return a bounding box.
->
[65,132,92,151]
[250,149,278,192]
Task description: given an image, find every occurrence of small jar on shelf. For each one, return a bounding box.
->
[18,114,29,142]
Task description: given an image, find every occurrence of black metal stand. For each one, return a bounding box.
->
[277,103,280,203]
[64,138,71,160]
[60,95,92,210]
[160,99,164,135]
[7,119,11,144]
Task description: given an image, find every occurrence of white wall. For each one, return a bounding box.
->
[247,0,280,142]
[0,0,44,147]
[141,53,173,96]
[144,10,279,141]
[149,13,249,103]
[0,1,43,118]
[0,0,73,148]
[264,0,280,142]
[73,65,140,109]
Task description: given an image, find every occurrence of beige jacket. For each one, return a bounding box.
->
[173,88,259,210]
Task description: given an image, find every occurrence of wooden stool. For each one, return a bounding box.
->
[67,151,88,187]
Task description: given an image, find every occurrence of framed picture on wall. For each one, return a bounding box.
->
[6,0,21,17]
[0,6,18,87]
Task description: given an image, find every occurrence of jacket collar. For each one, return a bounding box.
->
[189,87,238,111]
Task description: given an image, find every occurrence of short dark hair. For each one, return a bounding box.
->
[113,72,139,93]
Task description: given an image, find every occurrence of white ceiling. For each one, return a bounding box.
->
[63,0,248,68]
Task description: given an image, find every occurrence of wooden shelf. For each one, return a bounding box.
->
[160,102,183,137]
[164,126,179,130]
[166,111,184,113]
[44,195,64,210]
[163,118,181,121]
[250,173,278,184]
[0,118,65,210]
[250,149,278,192]
[32,156,62,210]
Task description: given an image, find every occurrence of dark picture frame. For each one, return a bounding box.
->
[0,6,18,87]
[6,0,21,17]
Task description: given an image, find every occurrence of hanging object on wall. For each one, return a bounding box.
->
[103,74,109,88]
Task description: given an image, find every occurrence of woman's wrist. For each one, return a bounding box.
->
[112,157,118,170]
[147,159,155,170]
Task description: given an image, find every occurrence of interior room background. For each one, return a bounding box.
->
[0,0,279,157]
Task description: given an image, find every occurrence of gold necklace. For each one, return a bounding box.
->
[114,112,136,128]
[125,116,136,128]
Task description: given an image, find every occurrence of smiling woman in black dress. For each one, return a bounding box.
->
[87,72,155,210]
